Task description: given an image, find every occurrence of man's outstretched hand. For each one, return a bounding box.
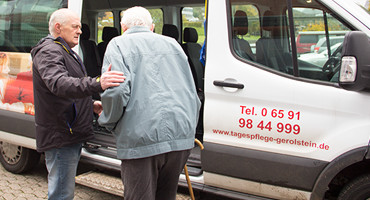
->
[100,64,125,90]
[93,100,103,115]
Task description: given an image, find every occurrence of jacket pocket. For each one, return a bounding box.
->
[64,102,77,134]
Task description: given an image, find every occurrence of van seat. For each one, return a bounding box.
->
[182,27,204,137]
[80,23,101,77]
[162,24,179,41]
[98,27,119,61]
[256,11,287,73]
[182,27,204,93]
[232,10,255,61]
[80,23,102,100]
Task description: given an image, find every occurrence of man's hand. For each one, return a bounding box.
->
[100,64,125,90]
[93,100,103,115]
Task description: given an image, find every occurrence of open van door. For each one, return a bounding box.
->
[201,0,370,199]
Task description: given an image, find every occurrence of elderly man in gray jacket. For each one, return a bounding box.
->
[98,6,201,200]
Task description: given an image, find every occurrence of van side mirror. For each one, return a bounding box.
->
[339,31,370,91]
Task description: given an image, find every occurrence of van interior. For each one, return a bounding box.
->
[79,0,206,176]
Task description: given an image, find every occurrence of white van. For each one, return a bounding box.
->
[0,0,369,199]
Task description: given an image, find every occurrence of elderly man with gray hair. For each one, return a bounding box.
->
[98,6,201,200]
[31,8,125,200]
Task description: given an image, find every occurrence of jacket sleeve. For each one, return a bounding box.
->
[37,47,103,98]
[98,40,131,131]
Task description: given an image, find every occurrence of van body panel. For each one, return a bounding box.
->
[0,132,36,150]
[203,171,312,200]
[68,0,82,16]
[203,0,370,197]
[201,142,328,191]
[204,0,370,161]
[331,0,370,31]
[0,109,35,139]
[320,0,370,35]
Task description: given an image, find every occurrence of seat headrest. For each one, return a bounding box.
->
[233,10,248,36]
[81,23,90,40]
[183,27,198,43]
[102,27,119,42]
[162,24,179,41]
[262,10,279,31]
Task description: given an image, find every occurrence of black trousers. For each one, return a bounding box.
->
[120,149,191,200]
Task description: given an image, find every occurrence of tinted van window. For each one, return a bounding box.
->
[230,0,352,83]
[0,0,65,52]
[182,6,205,45]
[0,0,63,115]
[230,3,260,61]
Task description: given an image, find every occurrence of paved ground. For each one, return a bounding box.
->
[0,159,191,200]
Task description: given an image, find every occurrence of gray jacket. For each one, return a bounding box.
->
[98,26,201,159]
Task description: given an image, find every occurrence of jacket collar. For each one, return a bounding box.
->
[54,37,74,54]
[124,26,152,35]
[54,36,86,75]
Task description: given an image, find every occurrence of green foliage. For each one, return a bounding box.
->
[183,21,203,28]
[149,9,163,34]
[301,20,344,32]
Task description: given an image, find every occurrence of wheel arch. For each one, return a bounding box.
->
[310,146,368,200]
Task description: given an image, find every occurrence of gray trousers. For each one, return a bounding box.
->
[120,149,191,200]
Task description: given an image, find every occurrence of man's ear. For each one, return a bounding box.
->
[150,24,155,32]
[121,23,128,33]
[55,23,61,34]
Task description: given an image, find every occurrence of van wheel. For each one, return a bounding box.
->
[0,141,40,174]
[338,174,370,200]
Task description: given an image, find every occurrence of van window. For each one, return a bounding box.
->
[181,6,205,45]
[0,0,63,115]
[0,0,65,52]
[291,7,351,82]
[97,12,114,43]
[230,0,352,83]
[293,8,350,55]
[119,9,163,34]
[230,3,260,60]
[230,0,286,71]
[149,9,164,34]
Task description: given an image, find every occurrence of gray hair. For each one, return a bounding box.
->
[49,8,79,36]
[121,6,153,29]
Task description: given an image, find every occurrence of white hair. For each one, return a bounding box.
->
[49,8,79,35]
[121,6,153,29]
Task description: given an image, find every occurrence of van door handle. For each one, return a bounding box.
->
[213,80,244,89]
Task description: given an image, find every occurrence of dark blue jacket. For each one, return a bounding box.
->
[31,35,103,152]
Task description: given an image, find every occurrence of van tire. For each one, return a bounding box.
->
[338,174,370,200]
[0,141,40,174]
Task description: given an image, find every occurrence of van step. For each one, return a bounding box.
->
[75,171,124,197]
